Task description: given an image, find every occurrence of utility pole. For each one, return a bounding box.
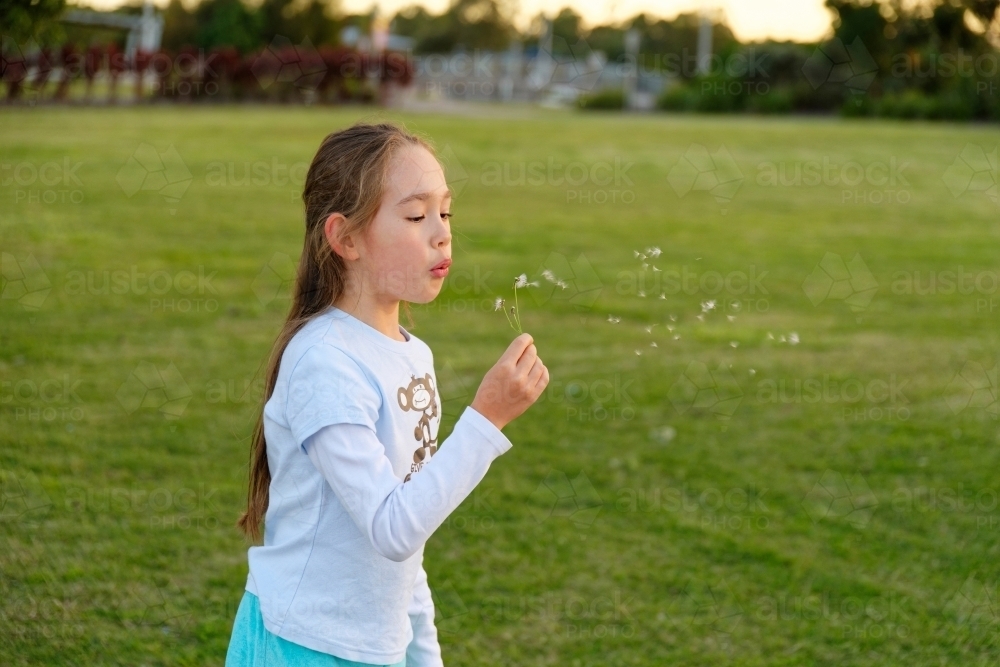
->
[696,1,713,77]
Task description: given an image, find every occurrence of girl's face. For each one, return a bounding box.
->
[359,144,453,305]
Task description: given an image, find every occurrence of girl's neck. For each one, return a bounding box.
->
[333,293,405,342]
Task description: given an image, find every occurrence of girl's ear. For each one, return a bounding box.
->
[325,213,360,260]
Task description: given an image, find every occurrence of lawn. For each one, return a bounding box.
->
[1,105,999,666]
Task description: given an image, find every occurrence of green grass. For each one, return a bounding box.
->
[1,105,999,666]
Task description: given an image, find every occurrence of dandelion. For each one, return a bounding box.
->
[541,269,569,290]
[498,274,538,334]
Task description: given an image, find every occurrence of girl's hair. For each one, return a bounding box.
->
[237,122,435,542]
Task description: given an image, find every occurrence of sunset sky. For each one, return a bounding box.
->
[90,0,837,43]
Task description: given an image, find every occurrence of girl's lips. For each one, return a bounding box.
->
[430,258,451,277]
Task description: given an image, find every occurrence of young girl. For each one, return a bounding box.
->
[226,122,549,666]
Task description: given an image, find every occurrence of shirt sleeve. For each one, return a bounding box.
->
[406,562,443,667]
[284,343,381,450]
[304,405,512,562]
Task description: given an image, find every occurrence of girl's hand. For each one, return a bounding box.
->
[470,333,549,431]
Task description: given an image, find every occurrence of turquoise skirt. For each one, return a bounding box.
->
[225,590,407,667]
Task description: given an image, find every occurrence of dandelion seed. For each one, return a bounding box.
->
[650,341,658,348]
[779,335,786,343]
[646,246,662,258]
[633,250,642,258]
[658,292,666,299]
[695,257,702,261]
[730,341,739,348]
[670,314,677,322]
[641,262,648,271]
[696,314,705,322]
[667,325,675,332]
[766,332,774,340]
[749,369,756,376]
[608,315,621,323]
[727,315,736,322]
[653,266,661,272]
[701,300,717,313]
[557,281,568,289]
[645,324,658,333]
[635,349,642,356]
[673,334,680,340]
[638,290,646,297]
[789,332,800,345]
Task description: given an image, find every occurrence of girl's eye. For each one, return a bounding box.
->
[406,216,425,222]
[441,213,452,220]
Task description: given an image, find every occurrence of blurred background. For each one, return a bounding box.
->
[4,0,1000,117]
[2,1,1000,666]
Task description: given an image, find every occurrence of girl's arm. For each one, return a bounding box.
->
[406,563,444,667]
[304,405,511,562]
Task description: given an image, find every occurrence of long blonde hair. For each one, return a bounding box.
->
[237,122,433,542]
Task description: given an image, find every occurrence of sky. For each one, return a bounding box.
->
[88,0,837,44]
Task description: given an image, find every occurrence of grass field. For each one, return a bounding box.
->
[2,105,999,666]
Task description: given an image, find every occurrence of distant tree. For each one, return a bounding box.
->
[195,0,261,53]
[1,0,67,43]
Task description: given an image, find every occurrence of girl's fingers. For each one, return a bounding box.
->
[526,359,545,386]
[532,365,549,393]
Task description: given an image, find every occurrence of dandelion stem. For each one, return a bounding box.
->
[512,282,522,333]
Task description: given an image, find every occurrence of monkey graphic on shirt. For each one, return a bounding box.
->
[396,373,439,482]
